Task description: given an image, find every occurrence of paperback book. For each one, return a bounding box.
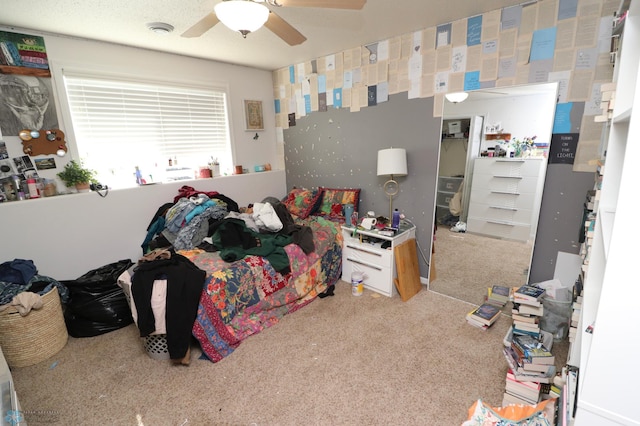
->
[513,285,546,306]
[512,334,555,365]
[503,391,537,407]
[512,312,539,324]
[466,302,501,327]
[513,302,544,317]
[512,366,557,384]
[487,284,511,306]
[512,321,541,338]
[465,315,489,330]
[505,370,542,403]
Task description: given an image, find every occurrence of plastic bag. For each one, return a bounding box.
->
[62,259,134,337]
[463,399,556,425]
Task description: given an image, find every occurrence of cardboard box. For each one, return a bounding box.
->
[448,121,461,133]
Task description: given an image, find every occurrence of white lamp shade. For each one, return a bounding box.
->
[377,148,407,176]
[445,92,469,103]
[215,1,270,33]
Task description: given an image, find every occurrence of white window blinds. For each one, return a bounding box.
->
[63,72,231,188]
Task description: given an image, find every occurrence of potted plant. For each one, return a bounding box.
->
[509,136,537,158]
[57,160,98,192]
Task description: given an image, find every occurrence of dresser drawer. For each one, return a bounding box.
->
[469,190,536,210]
[467,217,532,241]
[470,173,540,194]
[468,203,534,224]
[474,158,544,177]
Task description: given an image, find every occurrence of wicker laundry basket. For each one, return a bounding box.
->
[0,286,68,368]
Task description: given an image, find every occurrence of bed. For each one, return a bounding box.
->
[136,185,360,363]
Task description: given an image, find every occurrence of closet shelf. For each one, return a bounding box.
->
[485,133,511,140]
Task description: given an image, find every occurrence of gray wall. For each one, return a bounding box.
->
[283,94,441,278]
[284,93,596,285]
[530,164,594,283]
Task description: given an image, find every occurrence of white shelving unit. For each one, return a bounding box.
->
[573,0,640,424]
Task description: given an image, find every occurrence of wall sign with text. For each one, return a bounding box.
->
[549,133,579,164]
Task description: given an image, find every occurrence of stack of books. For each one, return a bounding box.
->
[511,285,546,338]
[466,302,501,330]
[568,295,582,343]
[487,284,511,307]
[502,333,557,405]
[513,284,546,306]
[504,369,543,405]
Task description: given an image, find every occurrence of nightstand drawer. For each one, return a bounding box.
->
[343,239,393,269]
[341,257,395,297]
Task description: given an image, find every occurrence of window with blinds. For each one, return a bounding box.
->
[63,73,231,189]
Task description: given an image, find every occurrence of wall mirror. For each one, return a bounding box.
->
[429,82,559,308]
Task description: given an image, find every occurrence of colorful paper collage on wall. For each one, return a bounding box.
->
[272,0,618,172]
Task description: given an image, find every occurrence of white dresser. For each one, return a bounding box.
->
[466,157,546,242]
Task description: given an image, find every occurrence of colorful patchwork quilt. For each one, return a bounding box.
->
[180,216,343,363]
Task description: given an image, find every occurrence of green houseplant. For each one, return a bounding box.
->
[57,160,98,192]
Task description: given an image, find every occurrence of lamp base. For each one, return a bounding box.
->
[383,176,399,225]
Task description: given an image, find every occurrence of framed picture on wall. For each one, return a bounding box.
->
[244,100,264,131]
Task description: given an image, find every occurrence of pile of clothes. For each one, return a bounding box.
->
[128,187,319,364]
[0,259,68,316]
[141,186,315,272]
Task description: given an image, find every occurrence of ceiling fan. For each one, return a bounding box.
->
[181,0,366,46]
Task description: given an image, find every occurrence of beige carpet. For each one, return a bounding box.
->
[430,228,533,307]
[9,282,535,426]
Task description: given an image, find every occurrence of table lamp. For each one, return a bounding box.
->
[377,148,408,223]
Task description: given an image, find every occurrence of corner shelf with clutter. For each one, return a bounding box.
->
[569,0,640,424]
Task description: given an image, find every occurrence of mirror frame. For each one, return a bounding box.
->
[429,82,559,304]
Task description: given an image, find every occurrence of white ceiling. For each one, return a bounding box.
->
[0,0,525,71]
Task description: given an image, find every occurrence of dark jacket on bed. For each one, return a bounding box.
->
[131,253,205,360]
[272,201,315,255]
[210,218,293,274]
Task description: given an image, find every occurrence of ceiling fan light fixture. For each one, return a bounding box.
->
[147,22,175,35]
[445,92,469,103]
[215,1,270,37]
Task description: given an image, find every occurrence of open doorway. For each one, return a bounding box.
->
[436,116,483,229]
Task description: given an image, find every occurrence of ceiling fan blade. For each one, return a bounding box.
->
[277,0,366,10]
[181,12,220,38]
[264,12,307,46]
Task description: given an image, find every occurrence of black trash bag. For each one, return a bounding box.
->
[62,259,134,338]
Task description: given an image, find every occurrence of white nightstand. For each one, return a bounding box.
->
[341,222,416,297]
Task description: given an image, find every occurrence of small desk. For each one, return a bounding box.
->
[341,222,416,297]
